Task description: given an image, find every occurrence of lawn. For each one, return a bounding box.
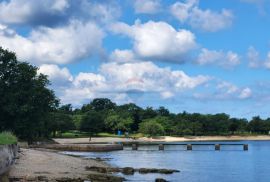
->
[59,131,144,139]
[0,132,17,145]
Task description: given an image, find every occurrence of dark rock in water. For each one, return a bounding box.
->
[138,168,179,174]
[155,178,168,182]
[122,167,135,175]
[55,177,85,182]
[158,169,180,174]
[87,173,125,182]
[86,166,180,176]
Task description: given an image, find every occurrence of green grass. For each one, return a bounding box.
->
[58,131,144,139]
[0,132,17,145]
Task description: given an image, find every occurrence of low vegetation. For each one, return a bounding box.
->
[0,132,17,145]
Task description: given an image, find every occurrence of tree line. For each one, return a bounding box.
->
[1,47,270,141]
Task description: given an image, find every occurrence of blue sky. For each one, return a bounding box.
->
[0,0,270,119]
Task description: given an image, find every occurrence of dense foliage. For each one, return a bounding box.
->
[1,47,270,140]
[70,98,270,137]
[0,47,58,141]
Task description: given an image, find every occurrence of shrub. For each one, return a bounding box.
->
[0,131,17,145]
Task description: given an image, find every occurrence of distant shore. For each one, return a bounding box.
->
[53,135,270,144]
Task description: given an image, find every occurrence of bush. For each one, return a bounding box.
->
[139,120,164,137]
[0,131,17,145]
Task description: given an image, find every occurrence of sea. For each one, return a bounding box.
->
[63,141,270,182]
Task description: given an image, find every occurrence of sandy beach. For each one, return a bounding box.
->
[8,148,115,181]
[54,135,270,144]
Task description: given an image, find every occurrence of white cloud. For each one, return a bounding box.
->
[111,20,197,62]
[0,0,69,25]
[264,52,270,69]
[239,88,252,99]
[0,0,121,26]
[42,62,209,105]
[38,64,73,87]
[170,0,233,32]
[0,20,104,64]
[109,49,137,63]
[194,81,252,100]
[134,0,161,14]
[247,46,261,68]
[197,48,240,68]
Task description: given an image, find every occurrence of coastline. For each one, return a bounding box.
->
[8,148,122,181]
[53,135,270,144]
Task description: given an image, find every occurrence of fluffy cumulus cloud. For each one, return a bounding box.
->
[111,20,197,62]
[197,48,240,68]
[194,81,252,100]
[109,49,137,63]
[0,0,121,26]
[0,20,104,64]
[170,0,233,32]
[38,64,73,86]
[133,0,161,14]
[40,62,210,105]
[0,0,69,26]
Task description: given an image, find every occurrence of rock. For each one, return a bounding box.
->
[87,173,125,182]
[155,178,168,182]
[138,168,180,174]
[85,166,108,173]
[55,177,85,182]
[158,169,180,174]
[86,166,122,173]
[122,167,135,175]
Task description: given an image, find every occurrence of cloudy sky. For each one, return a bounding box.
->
[0,0,270,118]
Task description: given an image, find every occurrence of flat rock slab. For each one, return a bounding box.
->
[39,144,123,152]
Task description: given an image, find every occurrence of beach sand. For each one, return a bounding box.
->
[8,148,109,181]
[54,135,270,144]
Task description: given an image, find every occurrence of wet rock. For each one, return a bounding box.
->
[158,169,180,174]
[155,178,168,182]
[85,166,121,173]
[122,167,135,175]
[55,177,85,182]
[138,168,179,174]
[85,166,108,173]
[87,173,125,182]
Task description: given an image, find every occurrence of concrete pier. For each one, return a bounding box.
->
[159,144,164,150]
[132,143,138,150]
[215,144,220,151]
[243,144,248,151]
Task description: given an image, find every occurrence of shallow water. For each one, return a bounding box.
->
[63,141,270,182]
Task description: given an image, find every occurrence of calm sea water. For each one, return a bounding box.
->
[63,141,270,182]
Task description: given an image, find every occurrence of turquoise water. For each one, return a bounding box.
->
[63,141,270,182]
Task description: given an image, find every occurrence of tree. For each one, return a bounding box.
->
[80,110,105,135]
[49,112,75,137]
[0,47,58,141]
[104,112,133,133]
[90,98,116,112]
[139,120,164,137]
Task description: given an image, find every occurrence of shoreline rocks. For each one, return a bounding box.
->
[86,166,180,175]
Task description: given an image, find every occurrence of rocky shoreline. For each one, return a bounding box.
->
[7,147,178,182]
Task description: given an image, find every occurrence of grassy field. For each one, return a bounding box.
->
[58,131,144,139]
[0,132,17,145]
